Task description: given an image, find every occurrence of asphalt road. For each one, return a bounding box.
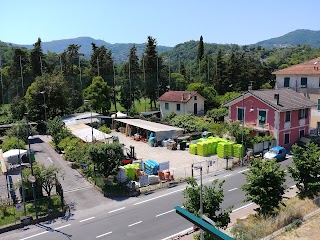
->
[2,156,295,240]
[29,135,112,212]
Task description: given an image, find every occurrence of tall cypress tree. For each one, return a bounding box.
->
[143,36,159,109]
[30,38,45,77]
[197,35,204,61]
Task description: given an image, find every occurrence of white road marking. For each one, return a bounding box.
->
[20,224,72,240]
[134,188,184,205]
[47,157,53,163]
[128,220,142,227]
[20,232,47,240]
[224,174,232,178]
[238,169,249,173]
[96,231,112,238]
[79,217,95,222]
[209,178,217,182]
[156,209,175,217]
[55,224,71,230]
[161,227,194,240]
[290,185,296,188]
[232,203,254,212]
[228,188,237,192]
[108,207,125,213]
[64,185,92,193]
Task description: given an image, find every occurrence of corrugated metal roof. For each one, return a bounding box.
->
[67,124,112,143]
[114,118,184,132]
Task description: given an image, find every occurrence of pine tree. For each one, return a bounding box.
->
[30,38,45,77]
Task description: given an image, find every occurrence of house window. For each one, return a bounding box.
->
[298,109,308,119]
[176,103,181,111]
[299,129,305,138]
[285,111,291,122]
[318,78,320,88]
[258,110,267,126]
[194,96,197,100]
[301,77,307,88]
[165,103,169,110]
[284,133,290,144]
[318,99,320,111]
[237,108,244,121]
[284,77,290,87]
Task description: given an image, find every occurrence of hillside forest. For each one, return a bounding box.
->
[1,35,320,123]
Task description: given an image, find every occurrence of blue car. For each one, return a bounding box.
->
[263,146,287,161]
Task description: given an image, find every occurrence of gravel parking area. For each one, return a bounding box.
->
[112,130,230,179]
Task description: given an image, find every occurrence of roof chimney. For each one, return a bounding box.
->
[274,93,280,105]
[181,93,184,101]
[189,92,192,99]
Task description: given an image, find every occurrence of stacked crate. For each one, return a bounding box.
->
[217,142,228,158]
[189,144,197,155]
[233,144,244,158]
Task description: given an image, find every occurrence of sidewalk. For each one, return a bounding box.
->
[176,186,298,240]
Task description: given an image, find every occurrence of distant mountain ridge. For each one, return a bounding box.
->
[255,29,320,48]
[7,37,172,63]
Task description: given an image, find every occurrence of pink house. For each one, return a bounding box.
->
[223,88,316,147]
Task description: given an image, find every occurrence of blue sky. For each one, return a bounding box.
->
[1,0,319,47]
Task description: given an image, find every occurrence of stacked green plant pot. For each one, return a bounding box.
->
[197,142,205,156]
[226,142,234,157]
[189,144,197,155]
[233,144,244,158]
[217,142,228,158]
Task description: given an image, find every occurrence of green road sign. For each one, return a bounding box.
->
[175,206,233,240]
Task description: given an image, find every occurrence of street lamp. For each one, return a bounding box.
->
[17,127,26,217]
[25,112,38,221]
[241,93,254,166]
[40,91,47,136]
[192,165,203,240]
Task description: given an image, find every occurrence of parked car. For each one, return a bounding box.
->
[263,146,287,161]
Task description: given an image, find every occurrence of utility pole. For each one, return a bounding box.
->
[96,57,100,76]
[25,113,38,221]
[112,62,117,112]
[19,56,24,96]
[78,53,84,104]
[18,127,26,217]
[157,57,159,100]
[143,55,146,112]
[207,58,210,83]
[0,55,4,104]
[168,55,171,90]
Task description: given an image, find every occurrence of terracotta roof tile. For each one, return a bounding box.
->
[272,57,320,75]
[158,91,201,103]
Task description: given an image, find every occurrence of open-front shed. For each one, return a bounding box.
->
[114,118,184,142]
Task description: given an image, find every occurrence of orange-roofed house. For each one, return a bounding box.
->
[158,91,205,118]
[273,57,320,132]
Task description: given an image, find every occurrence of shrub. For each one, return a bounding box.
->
[98,125,111,134]
[2,137,26,152]
[169,114,210,133]
[208,122,228,137]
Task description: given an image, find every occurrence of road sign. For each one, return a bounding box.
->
[139,175,148,187]
[16,203,22,212]
[159,161,170,171]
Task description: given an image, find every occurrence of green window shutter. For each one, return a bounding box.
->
[318,99,320,110]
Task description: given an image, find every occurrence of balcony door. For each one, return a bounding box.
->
[258,110,267,127]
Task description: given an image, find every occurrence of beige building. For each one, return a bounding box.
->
[158,91,205,118]
[273,57,320,132]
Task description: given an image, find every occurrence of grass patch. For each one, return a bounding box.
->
[109,98,158,113]
[231,197,319,239]
[0,195,62,227]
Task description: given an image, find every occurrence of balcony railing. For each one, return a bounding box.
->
[224,117,270,132]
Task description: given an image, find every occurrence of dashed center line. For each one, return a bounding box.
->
[79,217,95,222]
[108,207,125,213]
[238,169,249,173]
[128,220,142,227]
[156,209,175,217]
[20,224,72,240]
[96,231,112,238]
[232,203,254,212]
[224,174,232,178]
[134,188,184,205]
[228,188,238,192]
[55,224,71,230]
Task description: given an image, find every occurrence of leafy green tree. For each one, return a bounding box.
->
[197,36,204,62]
[5,119,37,142]
[219,92,241,106]
[25,74,70,121]
[2,137,26,152]
[288,143,320,199]
[22,163,63,197]
[169,114,210,133]
[83,76,111,114]
[98,125,111,134]
[186,82,219,109]
[47,116,71,147]
[170,73,187,91]
[10,96,27,120]
[227,121,252,145]
[183,178,233,228]
[89,142,123,177]
[241,158,286,215]
[261,82,273,89]
[206,107,228,121]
